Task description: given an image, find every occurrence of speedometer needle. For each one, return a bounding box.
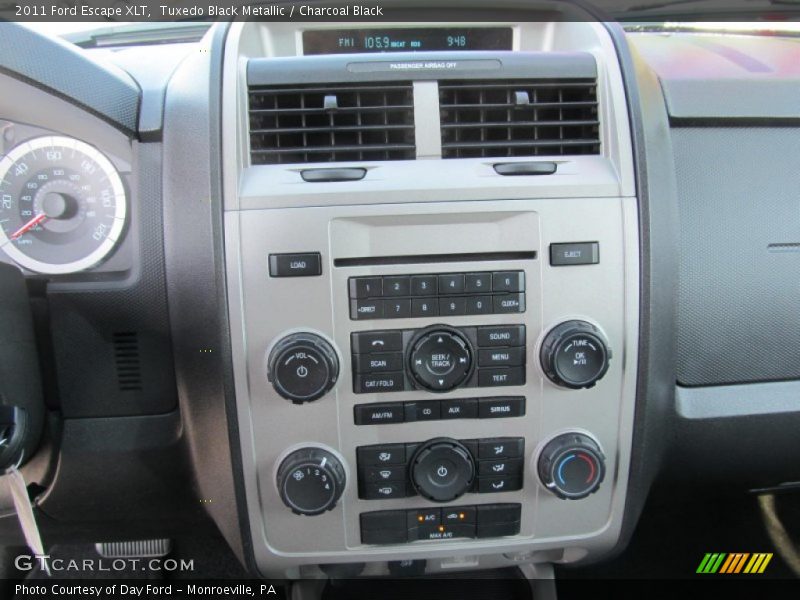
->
[10,212,47,240]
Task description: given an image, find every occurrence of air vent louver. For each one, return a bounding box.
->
[113,331,142,392]
[439,79,600,159]
[249,83,416,164]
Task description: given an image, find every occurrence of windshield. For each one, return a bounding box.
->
[24,20,800,44]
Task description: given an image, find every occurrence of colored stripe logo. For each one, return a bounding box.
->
[697,553,773,574]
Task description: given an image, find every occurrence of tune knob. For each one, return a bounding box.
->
[410,438,476,503]
[268,333,339,403]
[540,321,611,389]
[407,327,474,392]
[537,433,605,500]
[276,448,346,515]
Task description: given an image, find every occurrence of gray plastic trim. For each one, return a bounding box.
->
[247,51,597,85]
[676,381,800,420]
[627,32,800,121]
[224,19,639,577]
[662,79,800,122]
[591,21,679,566]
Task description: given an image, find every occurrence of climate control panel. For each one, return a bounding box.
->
[356,437,525,501]
[225,194,635,571]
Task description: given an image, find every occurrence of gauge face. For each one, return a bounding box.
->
[0,136,127,274]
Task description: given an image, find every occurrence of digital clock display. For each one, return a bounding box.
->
[302,28,513,55]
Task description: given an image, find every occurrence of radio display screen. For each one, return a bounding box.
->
[302,28,513,55]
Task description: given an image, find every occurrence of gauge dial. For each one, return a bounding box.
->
[0,136,127,274]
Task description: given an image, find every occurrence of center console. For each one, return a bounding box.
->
[222,19,640,578]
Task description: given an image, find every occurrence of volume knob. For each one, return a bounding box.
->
[268,333,339,403]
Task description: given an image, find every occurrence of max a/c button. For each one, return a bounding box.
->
[269,252,322,277]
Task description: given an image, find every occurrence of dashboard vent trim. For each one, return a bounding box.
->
[249,82,416,164]
[439,79,600,159]
[113,331,142,392]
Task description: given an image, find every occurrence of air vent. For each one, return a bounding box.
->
[249,82,416,164]
[113,332,142,392]
[439,79,600,159]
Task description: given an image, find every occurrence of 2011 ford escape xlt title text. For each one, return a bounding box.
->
[1,1,800,598]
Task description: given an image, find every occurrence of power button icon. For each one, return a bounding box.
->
[437,466,449,478]
[268,333,340,403]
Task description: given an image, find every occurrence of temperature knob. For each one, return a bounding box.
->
[276,448,346,515]
[540,321,611,389]
[268,333,339,403]
[537,433,605,500]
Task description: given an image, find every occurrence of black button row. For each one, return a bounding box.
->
[351,325,525,354]
[360,503,522,545]
[351,326,527,394]
[358,438,523,466]
[350,293,525,320]
[357,438,524,500]
[350,272,524,299]
[354,396,525,425]
[352,367,526,394]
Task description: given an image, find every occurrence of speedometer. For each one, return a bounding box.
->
[0,135,127,274]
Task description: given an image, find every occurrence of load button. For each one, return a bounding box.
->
[268,252,322,277]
